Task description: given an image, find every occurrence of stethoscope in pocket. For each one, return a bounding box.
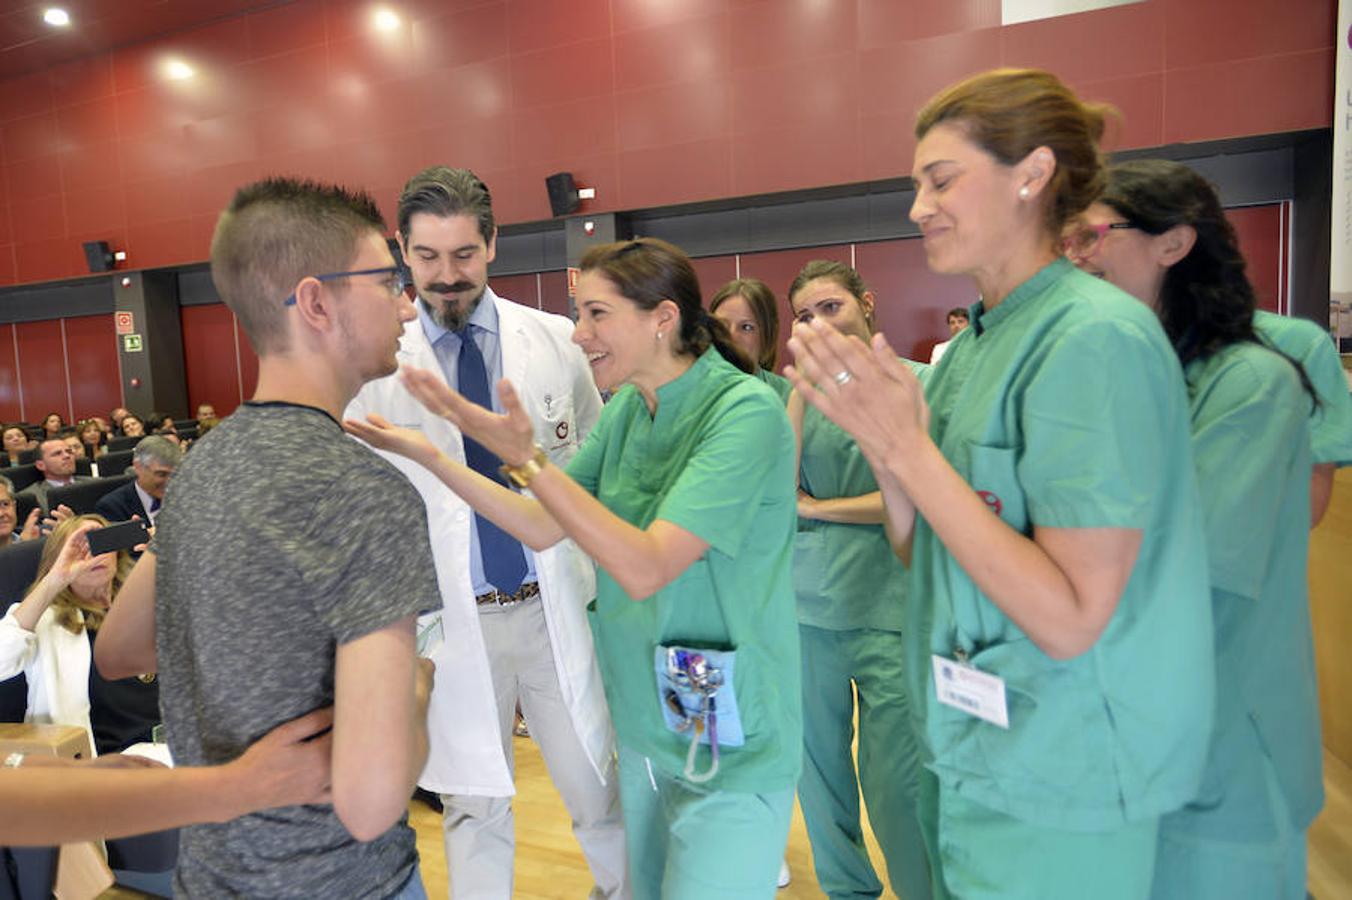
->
[662,647,725,783]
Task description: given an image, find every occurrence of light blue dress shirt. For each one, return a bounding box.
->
[418,287,538,595]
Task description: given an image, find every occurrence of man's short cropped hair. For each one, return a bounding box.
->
[133,435,183,469]
[397,167,495,246]
[947,307,970,320]
[209,177,387,355]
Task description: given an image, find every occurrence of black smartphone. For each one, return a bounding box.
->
[86,519,150,556]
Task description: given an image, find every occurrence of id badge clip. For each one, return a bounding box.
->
[932,651,1009,729]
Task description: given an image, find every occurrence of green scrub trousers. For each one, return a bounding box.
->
[919,773,1159,900]
[618,745,794,900]
[799,624,930,899]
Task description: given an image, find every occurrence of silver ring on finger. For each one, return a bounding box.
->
[833,369,854,386]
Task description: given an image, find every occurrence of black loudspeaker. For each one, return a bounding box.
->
[545,172,580,217]
[83,240,115,272]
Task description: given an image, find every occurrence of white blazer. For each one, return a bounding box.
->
[346,291,613,796]
[0,604,96,751]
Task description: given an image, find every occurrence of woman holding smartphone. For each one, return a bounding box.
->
[348,237,801,899]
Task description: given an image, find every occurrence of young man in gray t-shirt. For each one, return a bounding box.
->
[97,178,440,899]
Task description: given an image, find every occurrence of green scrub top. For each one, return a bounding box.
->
[1184,342,1323,833]
[795,360,929,632]
[1253,310,1352,466]
[756,367,793,403]
[568,348,802,793]
[912,258,1214,832]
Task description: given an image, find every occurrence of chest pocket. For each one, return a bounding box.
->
[965,443,1029,534]
[535,391,577,457]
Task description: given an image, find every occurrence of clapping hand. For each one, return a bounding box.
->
[785,320,930,465]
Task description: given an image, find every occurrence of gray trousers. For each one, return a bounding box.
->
[440,597,628,899]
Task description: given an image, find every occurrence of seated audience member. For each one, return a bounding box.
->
[120,413,146,439]
[40,413,65,441]
[0,477,40,544]
[62,430,86,460]
[2,424,30,467]
[79,419,106,460]
[151,413,177,435]
[928,306,970,363]
[196,403,216,424]
[18,438,90,515]
[109,408,131,436]
[0,517,151,751]
[96,436,181,531]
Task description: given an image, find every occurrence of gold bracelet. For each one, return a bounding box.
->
[499,444,548,489]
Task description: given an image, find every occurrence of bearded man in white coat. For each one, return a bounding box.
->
[346,167,626,899]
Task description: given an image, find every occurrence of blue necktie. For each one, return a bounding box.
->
[456,326,528,593]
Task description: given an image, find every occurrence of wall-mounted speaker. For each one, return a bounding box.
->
[83,240,115,272]
[545,172,580,217]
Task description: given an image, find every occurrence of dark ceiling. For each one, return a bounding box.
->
[0,0,288,82]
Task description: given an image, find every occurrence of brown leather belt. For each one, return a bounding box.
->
[474,581,541,607]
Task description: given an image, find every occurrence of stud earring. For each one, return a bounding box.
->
[656,331,664,342]
[1018,186,1030,199]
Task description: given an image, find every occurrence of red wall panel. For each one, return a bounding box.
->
[0,325,20,423]
[539,271,571,319]
[0,0,1331,288]
[1228,204,1287,314]
[14,320,69,425]
[857,239,979,363]
[491,274,540,309]
[63,314,122,421]
[181,303,243,417]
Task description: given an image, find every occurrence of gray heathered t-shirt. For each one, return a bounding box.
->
[152,401,441,899]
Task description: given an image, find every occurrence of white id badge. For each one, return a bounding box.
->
[932,654,1009,729]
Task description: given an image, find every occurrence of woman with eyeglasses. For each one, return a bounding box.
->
[710,278,791,402]
[1072,158,1321,900]
[348,237,802,898]
[786,259,932,900]
[786,69,1213,899]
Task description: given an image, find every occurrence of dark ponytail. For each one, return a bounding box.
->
[1100,160,1317,407]
[577,238,755,375]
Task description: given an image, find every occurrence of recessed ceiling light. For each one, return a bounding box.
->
[43,8,71,27]
[164,59,195,80]
[373,8,401,32]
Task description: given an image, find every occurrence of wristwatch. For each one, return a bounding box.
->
[500,444,548,488]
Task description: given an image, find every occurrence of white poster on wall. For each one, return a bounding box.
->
[1332,0,1352,338]
[1000,0,1143,26]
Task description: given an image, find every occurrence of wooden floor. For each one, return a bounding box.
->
[103,732,1352,899]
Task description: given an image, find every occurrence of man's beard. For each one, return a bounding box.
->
[420,284,485,332]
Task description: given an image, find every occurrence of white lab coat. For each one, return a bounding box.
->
[346,293,613,796]
[0,604,96,750]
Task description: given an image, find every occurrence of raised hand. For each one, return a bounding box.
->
[785,320,929,464]
[400,366,536,467]
[46,520,106,591]
[343,413,440,467]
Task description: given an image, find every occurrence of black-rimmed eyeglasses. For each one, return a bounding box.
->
[283,266,410,306]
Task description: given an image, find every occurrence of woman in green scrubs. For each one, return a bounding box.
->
[786,260,931,900]
[1251,308,1352,525]
[784,69,1214,900]
[711,278,792,402]
[347,237,801,900]
[1072,159,1321,900]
